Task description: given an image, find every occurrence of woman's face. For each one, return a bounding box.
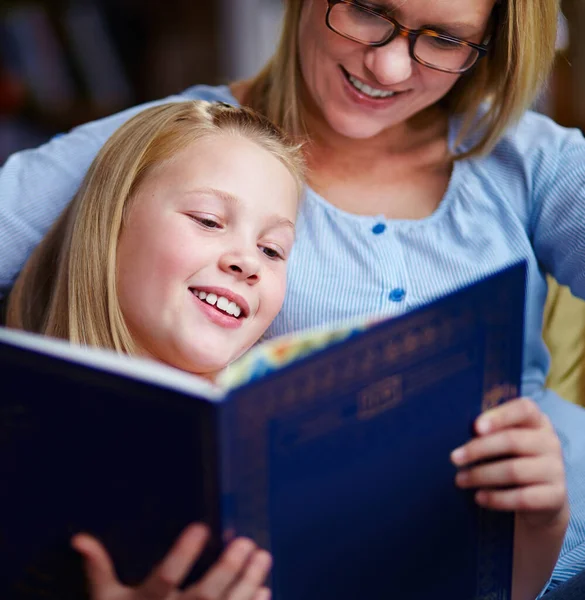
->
[298,0,496,139]
[116,134,299,379]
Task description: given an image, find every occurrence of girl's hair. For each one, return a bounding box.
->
[7,101,305,352]
[244,0,559,158]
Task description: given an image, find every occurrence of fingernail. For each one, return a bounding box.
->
[228,538,256,559]
[451,447,466,464]
[186,524,208,542]
[476,418,491,434]
[70,534,88,552]
[253,550,273,571]
[475,490,488,504]
[455,471,469,486]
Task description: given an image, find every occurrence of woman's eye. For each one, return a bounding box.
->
[427,36,461,50]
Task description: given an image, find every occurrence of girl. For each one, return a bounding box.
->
[7,99,305,600]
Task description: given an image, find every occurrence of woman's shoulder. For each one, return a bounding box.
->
[493,110,584,162]
[180,84,238,105]
[65,84,237,141]
[458,110,585,195]
[450,110,585,224]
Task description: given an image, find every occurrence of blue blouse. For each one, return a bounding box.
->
[1,84,584,591]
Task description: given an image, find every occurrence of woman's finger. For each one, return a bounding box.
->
[186,538,257,599]
[139,524,210,599]
[451,428,559,467]
[474,483,567,513]
[225,549,272,600]
[71,533,121,599]
[474,397,549,435]
[455,455,564,489]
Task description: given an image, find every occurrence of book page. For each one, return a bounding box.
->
[0,327,225,401]
[219,315,378,390]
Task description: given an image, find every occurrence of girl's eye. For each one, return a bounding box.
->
[192,216,222,229]
[261,246,284,260]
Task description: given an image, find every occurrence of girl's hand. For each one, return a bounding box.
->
[450,396,568,527]
[71,524,272,600]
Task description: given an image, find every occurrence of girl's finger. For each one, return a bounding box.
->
[455,456,564,489]
[451,428,560,467]
[139,524,210,599]
[71,533,121,599]
[187,538,257,599]
[474,483,567,513]
[226,550,272,600]
[474,397,549,435]
[252,588,272,600]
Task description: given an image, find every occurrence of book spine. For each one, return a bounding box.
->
[188,399,237,583]
[217,397,237,546]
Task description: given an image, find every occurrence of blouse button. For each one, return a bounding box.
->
[372,223,386,235]
[389,288,406,302]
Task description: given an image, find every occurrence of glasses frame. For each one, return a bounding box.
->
[326,0,490,74]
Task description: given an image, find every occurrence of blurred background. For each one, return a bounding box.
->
[0,0,283,164]
[0,0,584,164]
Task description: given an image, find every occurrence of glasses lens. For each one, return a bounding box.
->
[328,2,394,44]
[414,34,479,72]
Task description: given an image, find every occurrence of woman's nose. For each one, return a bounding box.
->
[364,34,413,86]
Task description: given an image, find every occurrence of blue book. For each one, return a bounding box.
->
[0,262,526,600]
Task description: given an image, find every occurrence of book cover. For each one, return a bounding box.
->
[0,262,526,600]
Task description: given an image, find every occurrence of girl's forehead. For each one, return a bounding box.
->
[135,136,298,204]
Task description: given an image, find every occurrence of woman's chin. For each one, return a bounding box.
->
[324,107,394,141]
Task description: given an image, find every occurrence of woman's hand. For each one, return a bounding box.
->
[451,397,569,600]
[71,524,272,600]
[451,397,567,522]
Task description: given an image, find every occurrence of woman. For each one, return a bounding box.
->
[1,1,585,598]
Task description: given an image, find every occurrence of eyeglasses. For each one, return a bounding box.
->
[326,0,490,74]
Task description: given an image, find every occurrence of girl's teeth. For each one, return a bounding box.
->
[348,74,395,98]
[195,290,243,318]
[205,293,218,306]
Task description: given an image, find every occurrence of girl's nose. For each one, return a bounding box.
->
[219,251,261,283]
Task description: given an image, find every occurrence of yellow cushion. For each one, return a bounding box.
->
[543,277,585,406]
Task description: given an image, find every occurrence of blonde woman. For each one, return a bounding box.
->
[2,1,585,598]
[7,99,305,600]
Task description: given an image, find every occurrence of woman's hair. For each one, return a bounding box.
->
[7,101,305,352]
[244,0,560,158]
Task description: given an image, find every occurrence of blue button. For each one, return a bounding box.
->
[372,223,386,235]
[389,288,406,302]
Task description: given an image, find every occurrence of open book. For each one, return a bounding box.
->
[0,262,526,600]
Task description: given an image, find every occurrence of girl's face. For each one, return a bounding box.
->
[116,134,299,379]
[298,0,495,139]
